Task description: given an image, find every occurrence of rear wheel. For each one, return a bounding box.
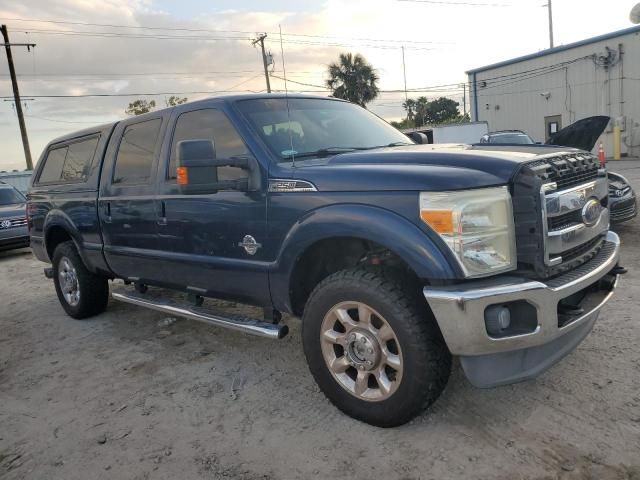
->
[302,267,451,427]
[52,241,109,319]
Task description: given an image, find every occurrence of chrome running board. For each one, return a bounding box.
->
[111,290,288,340]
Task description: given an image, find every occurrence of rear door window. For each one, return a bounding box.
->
[37,136,100,185]
[38,146,68,183]
[113,119,162,185]
[61,137,99,181]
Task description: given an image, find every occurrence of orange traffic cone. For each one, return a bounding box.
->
[598,142,606,167]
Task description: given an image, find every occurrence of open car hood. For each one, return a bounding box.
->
[545,115,610,151]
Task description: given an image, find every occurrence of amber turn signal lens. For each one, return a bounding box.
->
[420,210,453,234]
[177,167,189,186]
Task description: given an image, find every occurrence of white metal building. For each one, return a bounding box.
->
[466,26,640,157]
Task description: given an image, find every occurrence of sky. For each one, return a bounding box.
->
[0,0,636,171]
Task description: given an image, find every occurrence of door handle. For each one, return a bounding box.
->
[103,202,112,224]
[157,200,167,226]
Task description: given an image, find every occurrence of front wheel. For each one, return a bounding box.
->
[302,268,451,427]
[52,241,109,319]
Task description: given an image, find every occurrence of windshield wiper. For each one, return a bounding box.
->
[281,147,364,160]
[370,141,415,148]
[280,142,414,160]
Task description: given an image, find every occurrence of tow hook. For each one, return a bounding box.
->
[611,265,627,275]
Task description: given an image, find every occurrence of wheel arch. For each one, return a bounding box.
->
[43,210,93,271]
[269,203,460,316]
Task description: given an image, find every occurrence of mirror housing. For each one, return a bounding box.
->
[407,132,429,144]
[176,139,253,194]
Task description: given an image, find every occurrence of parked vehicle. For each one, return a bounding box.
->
[28,95,624,427]
[479,130,536,144]
[608,172,637,223]
[0,182,29,251]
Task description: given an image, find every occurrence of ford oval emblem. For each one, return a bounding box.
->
[581,198,601,227]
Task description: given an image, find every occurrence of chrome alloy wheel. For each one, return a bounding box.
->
[58,256,80,307]
[320,301,403,402]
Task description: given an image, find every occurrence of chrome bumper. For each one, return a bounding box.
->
[423,231,621,386]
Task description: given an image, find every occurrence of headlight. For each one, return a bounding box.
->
[419,186,516,278]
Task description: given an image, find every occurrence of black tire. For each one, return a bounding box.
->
[52,241,109,319]
[302,267,451,427]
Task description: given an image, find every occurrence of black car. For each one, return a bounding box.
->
[608,172,637,224]
[480,130,536,144]
[0,182,29,251]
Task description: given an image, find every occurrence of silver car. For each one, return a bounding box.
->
[0,182,29,251]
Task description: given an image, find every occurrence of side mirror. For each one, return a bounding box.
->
[407,132,429,144]
[177,139,252,194]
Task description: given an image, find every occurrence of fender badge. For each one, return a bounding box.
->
[238,235,262,256]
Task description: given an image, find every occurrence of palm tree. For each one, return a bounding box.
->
[414,96,429,127]
[326,53,379,108]
[402,98,417,123]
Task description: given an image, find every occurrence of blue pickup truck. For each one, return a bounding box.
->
[27,94,623,427]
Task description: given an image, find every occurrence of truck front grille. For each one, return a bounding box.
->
[512,152,608,279]
[548,210,582,231]
[526,153,599,190]
[557,235,603,263]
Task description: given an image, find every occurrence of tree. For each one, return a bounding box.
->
[166,96,188,107]
[414,96,429,126]
[390,118,414,130]
[424,97,460,125]
[326,53,379,107]
[403,96,462,126]
[125,99,156,116]
[402,98,416,122]
[440,112,471,124]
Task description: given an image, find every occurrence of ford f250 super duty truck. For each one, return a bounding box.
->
[27,95,624,427]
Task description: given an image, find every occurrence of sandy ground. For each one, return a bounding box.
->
[2,162,640,480]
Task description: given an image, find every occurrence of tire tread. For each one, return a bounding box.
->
[303,266,451,427]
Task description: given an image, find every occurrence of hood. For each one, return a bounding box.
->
[0,202,26,218]
[545,116,610,151]
[291,144,574,192]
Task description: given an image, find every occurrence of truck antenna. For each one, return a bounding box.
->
[279,24,295,167]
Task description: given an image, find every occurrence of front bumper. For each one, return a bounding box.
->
[610,193,637,223]
[423,231,621,387]
[0,226,29,251]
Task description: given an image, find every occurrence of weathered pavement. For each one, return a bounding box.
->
[1,161,639,480]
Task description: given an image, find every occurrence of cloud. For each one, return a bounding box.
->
[0,0,634,170]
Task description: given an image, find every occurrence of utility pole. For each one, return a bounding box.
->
[401,46,408,103]
[252,33,271,93]
[462,82,467,118]
[1,24,35,170]
[546,0,554,48]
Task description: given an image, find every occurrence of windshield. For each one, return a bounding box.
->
[236,98,413,163]
[489,133,534,144]
[0,187,25,206]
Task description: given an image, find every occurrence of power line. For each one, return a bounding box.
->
[24,113,107,124]
[0,70,326,78]
[0,89,263,99]
[397,0,514,6]
[1,17,449,45]
[12,27,438,50]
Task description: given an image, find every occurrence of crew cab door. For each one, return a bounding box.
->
[154,106,270,305]
[98,114,167,281]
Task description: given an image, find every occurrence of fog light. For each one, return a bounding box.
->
[485,305,511,335]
